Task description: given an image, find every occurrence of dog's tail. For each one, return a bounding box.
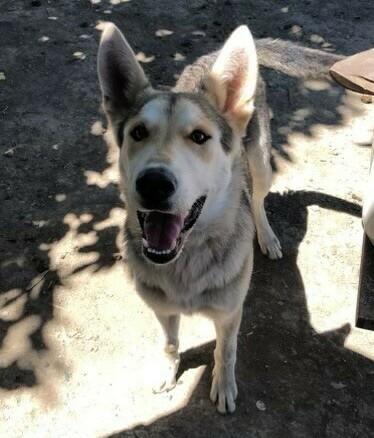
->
[256,38,343,78]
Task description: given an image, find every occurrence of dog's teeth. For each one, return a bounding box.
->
[147,247,173,255]
[142,238,149,248]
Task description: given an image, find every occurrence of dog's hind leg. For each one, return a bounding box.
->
[245,78,282,259]
[248,144,282,259]
[153,313,180,393]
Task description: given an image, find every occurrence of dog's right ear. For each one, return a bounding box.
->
[98,23,151,119]
[204,26,258,136]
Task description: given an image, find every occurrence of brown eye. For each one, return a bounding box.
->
[130,124,148,142]
[189,129,211,145]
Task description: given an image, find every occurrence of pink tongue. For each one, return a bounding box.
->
[144,212,183,251]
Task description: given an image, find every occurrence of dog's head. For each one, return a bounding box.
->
[98,24,258,265]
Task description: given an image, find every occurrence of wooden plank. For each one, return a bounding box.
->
[330,49,374,96]
[356,234,374,330]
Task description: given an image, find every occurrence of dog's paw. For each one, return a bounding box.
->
[210,365,238,414]
[257,225,282,260]
[152,345,180,394]
[152,378,177,394]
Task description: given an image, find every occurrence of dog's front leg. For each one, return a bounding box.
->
[210,307,242,414]
[153,313,180,393]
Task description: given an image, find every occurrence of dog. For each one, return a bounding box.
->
[97,23,337,414]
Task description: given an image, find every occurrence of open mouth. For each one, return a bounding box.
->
[137,196,206,264]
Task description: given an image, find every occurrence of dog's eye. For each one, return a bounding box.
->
[130,124,149,142]
[189,129,211,145]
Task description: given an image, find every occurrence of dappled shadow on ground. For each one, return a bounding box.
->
[0,119,123,395]
[111,191,374,437]
[265,73,348,165]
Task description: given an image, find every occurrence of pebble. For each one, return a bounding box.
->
[290,25,302,35]
[330,381,346,389]
[310,34,324,44]
[155,29,173,37]
[135,52,155,63]
[192,30,206,37]
[256,400,266,411]
[361,95,372,104]
[173,52,186,61]
[4,148,14,157]
[73,51,86,61]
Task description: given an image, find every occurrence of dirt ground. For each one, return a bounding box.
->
[1,1,374,437]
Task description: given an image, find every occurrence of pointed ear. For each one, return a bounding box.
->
[205,26,258,135]
[97,23,151,118]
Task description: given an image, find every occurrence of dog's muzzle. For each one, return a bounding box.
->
[137,196,207,265]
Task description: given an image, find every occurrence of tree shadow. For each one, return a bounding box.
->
[110,190,374,437]
[0,120,124,394]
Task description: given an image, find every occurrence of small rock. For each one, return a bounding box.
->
[0,72,6,80]
[73,51,86,60]
[256,400,266,411]
[173,52,185,61]
[4,148,14,157]
[330,381,346,390]
[155,29,173,37]
[310,34,324,44]
[192,30,206,37]
[290,25,302,35]
[351,193,362,202]
[135,52,155,63]
[361,95,372,104]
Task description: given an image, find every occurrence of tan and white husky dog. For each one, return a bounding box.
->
[98,23,282,414]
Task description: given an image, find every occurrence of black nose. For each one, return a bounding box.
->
[136,168,177,208]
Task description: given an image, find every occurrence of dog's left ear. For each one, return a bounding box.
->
[205,26,258,135]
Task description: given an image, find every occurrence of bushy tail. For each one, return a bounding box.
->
[256,38,343,78]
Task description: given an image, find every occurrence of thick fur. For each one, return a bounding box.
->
[97,24,337,414]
